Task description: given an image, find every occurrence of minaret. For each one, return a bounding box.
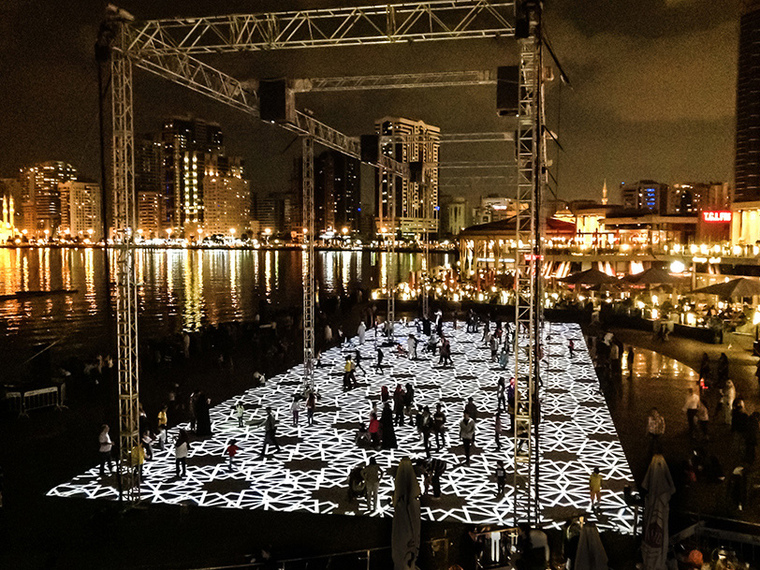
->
[601,179,608,205]
[2,195,7,227]
[9,194,14,231]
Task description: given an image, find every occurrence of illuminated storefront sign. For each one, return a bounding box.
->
[703,211,732,223]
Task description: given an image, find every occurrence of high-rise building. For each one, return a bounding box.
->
[620,180,669,213]
[670,183,730,214]
[734,1,760,202]
[203,175,251,236]
[315,150,361,235]
[18,161,78,235]
[135,133,164,234]
[134,118,248,237]
[375,117,440,235]
[58,180,102,239]
[445,197,469,236]
[160,117,224,231]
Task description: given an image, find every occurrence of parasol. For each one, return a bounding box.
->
[574,523,608,570]
[641,454,676,570]
[623,267,683,286]
[691,277,760,298]
[392,457,421,570]
[559,268,618,286]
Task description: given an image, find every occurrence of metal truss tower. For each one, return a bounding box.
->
[302,136,316,388]
[107,12,141,503]
[512,3,545,524]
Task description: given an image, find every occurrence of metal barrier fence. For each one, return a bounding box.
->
[1,384,66,417]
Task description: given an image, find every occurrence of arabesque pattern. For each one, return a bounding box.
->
[49,322,635,533]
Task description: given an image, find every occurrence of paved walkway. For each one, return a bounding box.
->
[605,327,760,522]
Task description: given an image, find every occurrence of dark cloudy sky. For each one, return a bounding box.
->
[0,0,741,204]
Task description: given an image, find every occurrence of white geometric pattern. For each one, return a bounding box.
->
[49,322,635,533]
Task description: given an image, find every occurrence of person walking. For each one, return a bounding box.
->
[696,399,710,440]
[224,439,241,470]
[358,321,366,345]
[420,406,433,457]
[157,405,168,434]
[720,380,736,425]
[646,408,665,457]
[589,468,603,510]
[568,339,575,359]
[175,429,189,477]
[374,348,385,374]
[306,390,317,426]
[494,411,503,451]
[381,402,397,449]
[489,334,498,363]
[403,383,415,422]
[354,349,367,375]
[393,384,406,427]
[683,388,699,438]
[368,412,381,449]
[361,457,383,512]
[433,403,447,451]
[407,334,418,360]
[496,377,507,413]
[235,401,245,428]
[717,353,729,389]
[699,352,711,390]
[343,356,356,391]
[465,397,478,443]
[459,411,476,466]
[98,424,113,476]
[260,407,281,457]
[495,459,507,497]
[439,338,453,367]
[627,346,635,377]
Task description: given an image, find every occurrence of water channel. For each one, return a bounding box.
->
[0,248,452,365]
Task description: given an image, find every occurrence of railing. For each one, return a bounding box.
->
[2,383,66,418]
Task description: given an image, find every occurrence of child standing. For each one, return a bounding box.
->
[225,439,241,470]
[235,401,245,428]
[291,396,301,427]
[589,467,603,509]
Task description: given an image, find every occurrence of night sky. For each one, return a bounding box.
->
[0,0,740,204]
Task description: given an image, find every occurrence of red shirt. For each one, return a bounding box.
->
[226,444,240,457]
[369,418,381,434]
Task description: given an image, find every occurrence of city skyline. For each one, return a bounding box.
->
[0,0,741,204]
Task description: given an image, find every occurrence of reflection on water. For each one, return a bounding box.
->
[0,248,444,359]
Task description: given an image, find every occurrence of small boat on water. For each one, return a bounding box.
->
[0,289,78,301]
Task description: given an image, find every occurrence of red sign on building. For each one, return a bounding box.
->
[702,211,732,223]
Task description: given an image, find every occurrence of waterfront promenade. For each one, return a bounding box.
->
[606,326,760,524]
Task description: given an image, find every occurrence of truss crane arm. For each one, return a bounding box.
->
[292,70,498,92]
[124,1,516,54]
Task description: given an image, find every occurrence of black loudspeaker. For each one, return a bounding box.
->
[259,78,293,123]
[360,135,379,163]
[497,66,520,117]
[409,161,424,183]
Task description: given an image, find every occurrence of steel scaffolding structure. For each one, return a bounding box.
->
[302,136,316,388]
[104,1,545,517]
[292,70,498,92]
[512,6,545,524]
[108,12,141,502]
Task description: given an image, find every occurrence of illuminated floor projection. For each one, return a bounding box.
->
[49,322,635,533]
